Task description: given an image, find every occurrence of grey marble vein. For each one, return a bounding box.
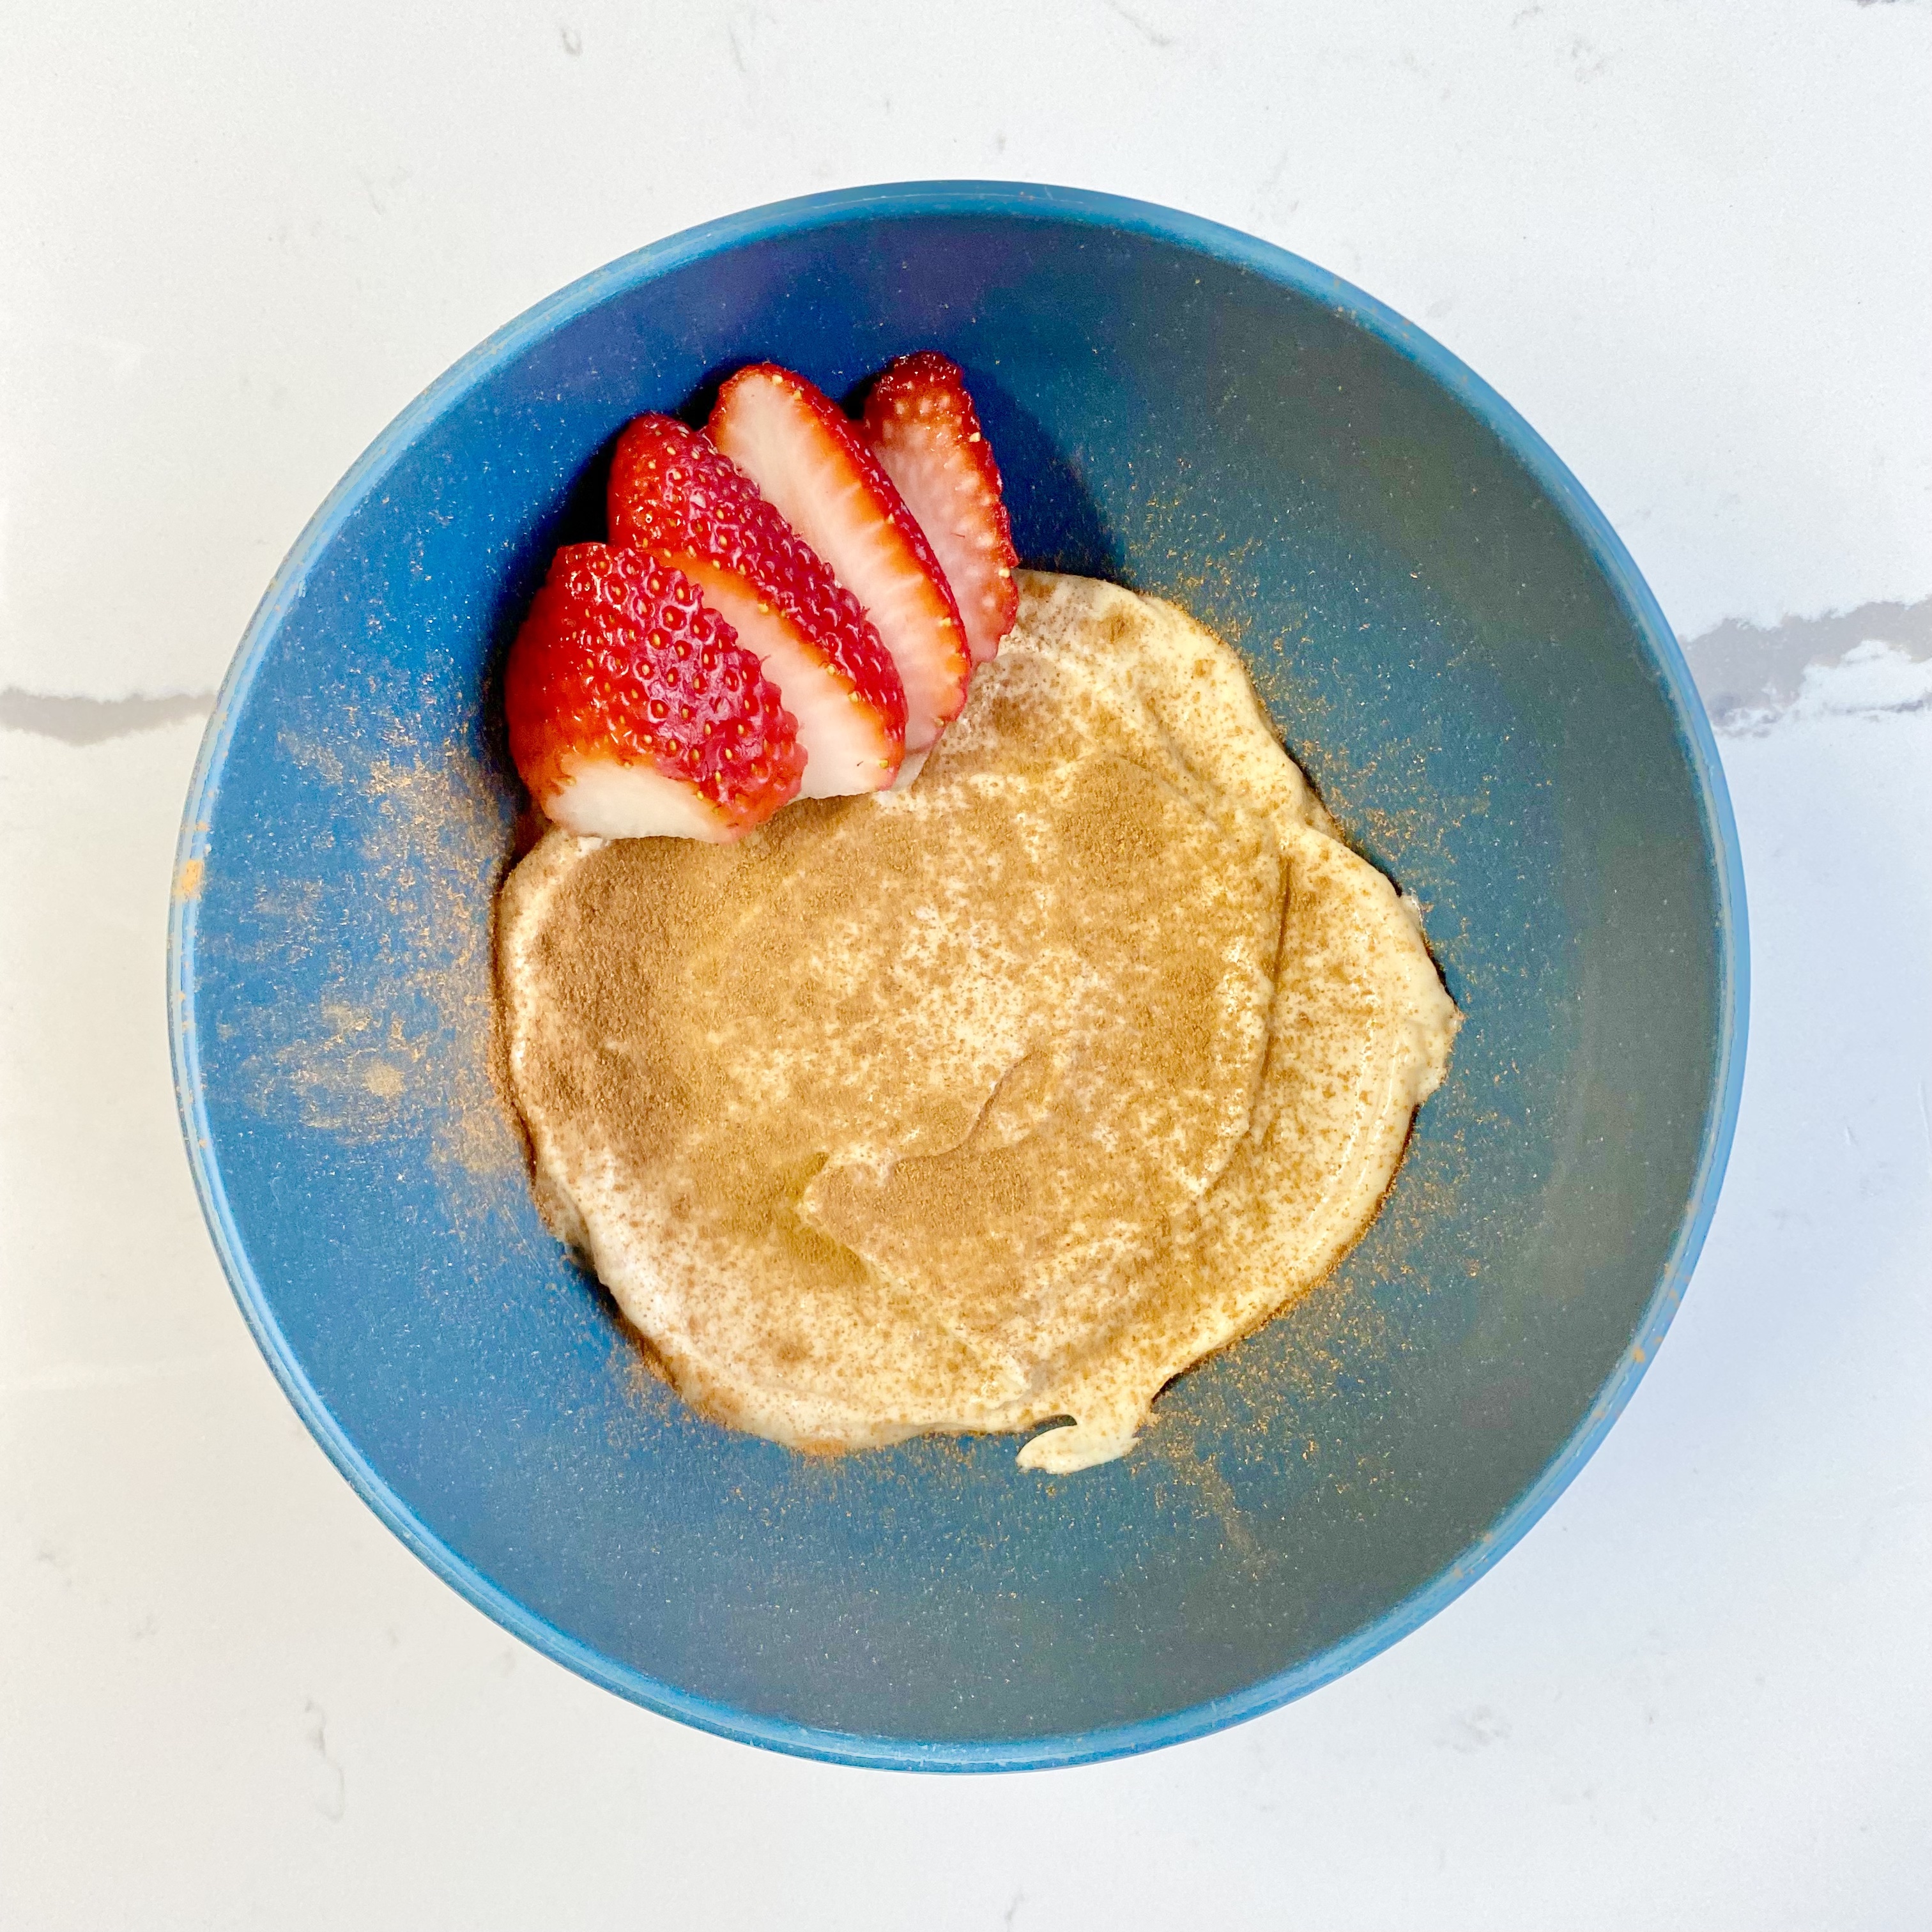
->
[1678,596,1932,728]
[0,687,215,746]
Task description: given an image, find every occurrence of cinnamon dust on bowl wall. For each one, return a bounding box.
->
[234,715,528,1203]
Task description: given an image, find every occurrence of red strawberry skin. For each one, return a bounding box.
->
[709,364,972,751]
[860,353,1018,664]
[505,543,804,836]
[607,413,907,788]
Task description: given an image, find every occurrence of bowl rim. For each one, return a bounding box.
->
[169,178,1750,1774]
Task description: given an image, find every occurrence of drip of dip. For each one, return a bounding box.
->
[497,572,1459,1471]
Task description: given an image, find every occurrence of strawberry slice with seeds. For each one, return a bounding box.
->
[709,364,972,751]
[859,352,1018,664]
[504,543,804,841]
[608,413,906,796]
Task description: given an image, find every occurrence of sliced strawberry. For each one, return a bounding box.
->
[859,352,1018,664]
[708,364,972,752]
[504,543,804,841]
[608,414,905,796]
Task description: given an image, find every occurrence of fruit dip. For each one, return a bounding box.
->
[498,570,1459,1472]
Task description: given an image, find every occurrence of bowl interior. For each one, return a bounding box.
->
[172,186,1741,1768]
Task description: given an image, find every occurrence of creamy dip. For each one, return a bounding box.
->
[497,572,1459,1471]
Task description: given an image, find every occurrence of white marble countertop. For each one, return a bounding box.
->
[3,3,1928,1925]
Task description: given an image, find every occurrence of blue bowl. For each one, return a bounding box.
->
[170,182,1746,1770]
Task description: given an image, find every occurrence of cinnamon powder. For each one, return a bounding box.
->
[496,572,1459,1468]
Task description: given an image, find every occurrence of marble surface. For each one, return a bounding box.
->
[2,3,1928,1924]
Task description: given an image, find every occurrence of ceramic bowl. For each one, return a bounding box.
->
[170,181,1747,1769]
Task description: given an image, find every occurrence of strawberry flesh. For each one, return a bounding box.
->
[859,352,1018,665]
[608,413,907,795]
[709,364,972,752]
[504,543,804,841]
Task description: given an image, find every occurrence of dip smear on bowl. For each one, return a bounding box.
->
[498,571,1458,1471]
